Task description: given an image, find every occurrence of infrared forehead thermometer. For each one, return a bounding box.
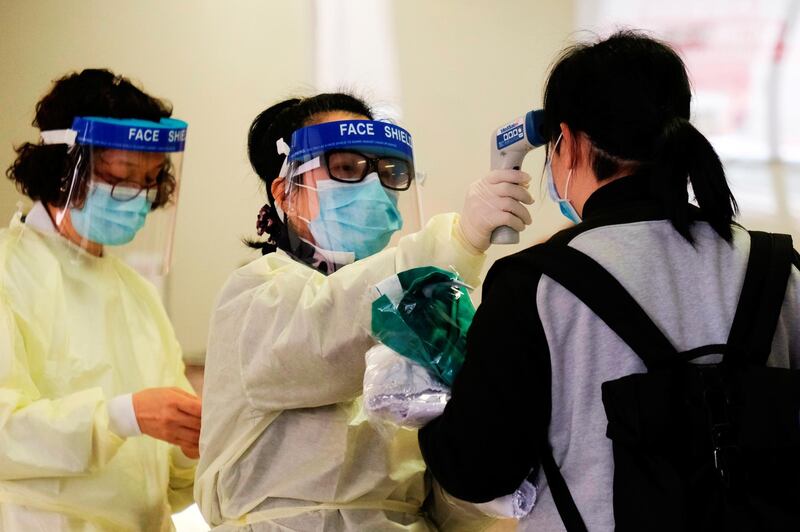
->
[490,109,546,244]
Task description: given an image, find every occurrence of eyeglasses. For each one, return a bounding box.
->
[323,150,414,191]
[95,175,160,203]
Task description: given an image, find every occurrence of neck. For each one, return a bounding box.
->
[46,204,104,257]
[567,166,598,217]
[571,165,637,217]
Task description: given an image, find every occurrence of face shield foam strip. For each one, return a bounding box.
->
[288,120,414,163]
[40,129,78,146]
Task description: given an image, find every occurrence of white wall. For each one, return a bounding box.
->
[0,1,574,362]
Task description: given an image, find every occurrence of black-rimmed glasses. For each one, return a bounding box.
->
[324,150,414,191]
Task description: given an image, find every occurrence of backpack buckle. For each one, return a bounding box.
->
[711,423,739,489]
[701,366,741,490]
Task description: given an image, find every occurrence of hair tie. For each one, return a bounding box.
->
[256,203,284,252]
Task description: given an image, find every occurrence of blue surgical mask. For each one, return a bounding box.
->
[305,173,403,260]
[70,182,151,245]
[545,133,582,224]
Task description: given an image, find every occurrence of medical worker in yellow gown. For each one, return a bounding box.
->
[195,94,534,530]
[0,69,201,531]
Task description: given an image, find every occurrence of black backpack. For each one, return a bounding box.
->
[520,231,800,531]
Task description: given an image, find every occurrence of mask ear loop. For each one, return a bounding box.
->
[290,158,324,227]
[56,147,91,226]
[543,132,561,200]
[563,168,574,202]
[548,132,563,163]
[549,132,578,201]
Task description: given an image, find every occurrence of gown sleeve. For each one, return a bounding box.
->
[209,213,486,412]
[0,291,124,480]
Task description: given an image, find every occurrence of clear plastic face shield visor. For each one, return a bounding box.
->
[276,119,423,273]
[40,116,187,275]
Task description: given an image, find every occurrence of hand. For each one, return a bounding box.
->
[132,387,201,458]
[459,169,534,252]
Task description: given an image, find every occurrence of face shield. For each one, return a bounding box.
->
[40,116,187,275]
[276,120,422,273]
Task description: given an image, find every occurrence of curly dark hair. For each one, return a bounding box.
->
[6,68,177,209]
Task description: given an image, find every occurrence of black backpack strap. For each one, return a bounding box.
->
[517,243,678,370]
[515,243,678,531]
[539,444,588,532]
[726,231,794,365]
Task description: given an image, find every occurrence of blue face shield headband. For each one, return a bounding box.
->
[41,116,188,247]
[287,119,413,163]
[278,120,415,264]
[70,116,188,152]
[282,120,415,190]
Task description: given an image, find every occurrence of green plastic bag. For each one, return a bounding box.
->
[371,266,475,386]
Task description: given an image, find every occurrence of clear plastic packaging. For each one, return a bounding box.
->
[473,479,537,519]
[363,344,450,428]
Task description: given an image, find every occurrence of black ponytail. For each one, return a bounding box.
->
[543,31,738,242]
[652,117,738,242]
[245,93,373,254]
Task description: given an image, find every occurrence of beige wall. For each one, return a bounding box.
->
[0,1,574,363]
[394,0,574,271]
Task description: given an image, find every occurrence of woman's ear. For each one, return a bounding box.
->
[559,122,578,169]
[271,177,286,210]
[559,122,588,170]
